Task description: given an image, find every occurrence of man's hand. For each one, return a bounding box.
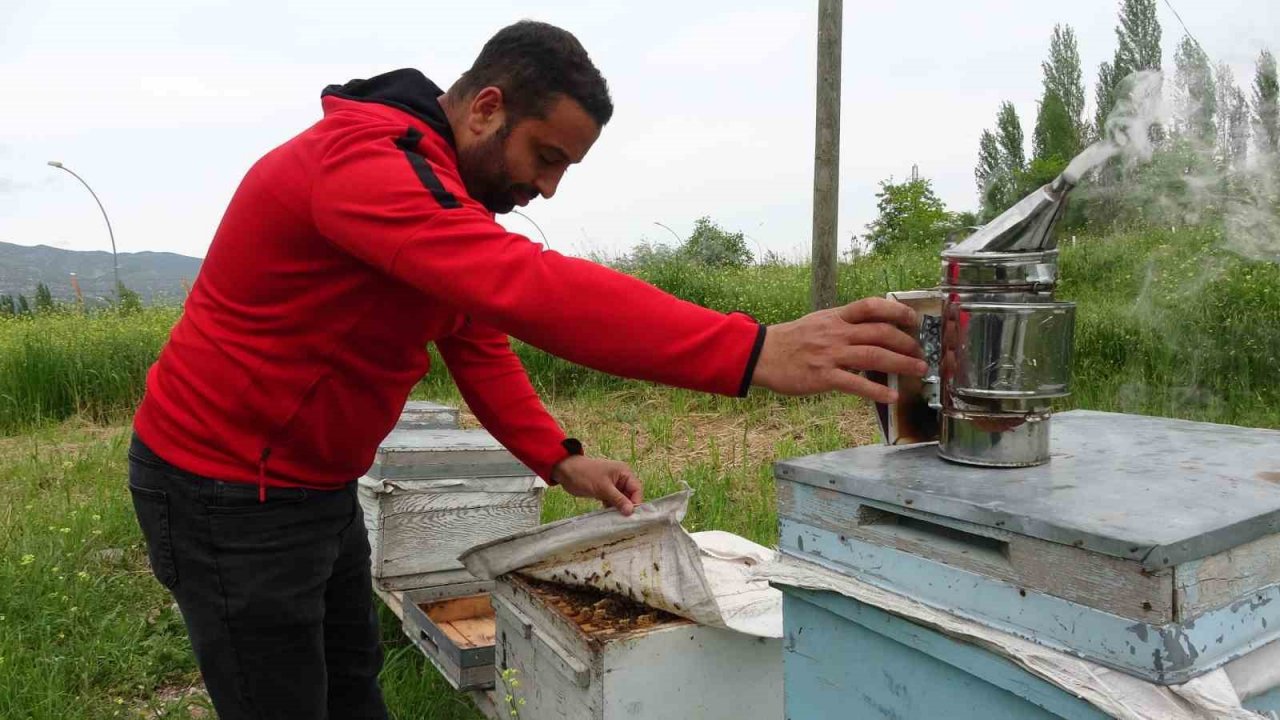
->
[751,297,927,403]
[551,455,644,516]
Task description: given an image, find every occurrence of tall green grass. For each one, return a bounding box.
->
[0,309,179,433]
[1058,227,1280,428]
[2,225,1277,433]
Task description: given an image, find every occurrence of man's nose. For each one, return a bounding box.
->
[534,170,563,200]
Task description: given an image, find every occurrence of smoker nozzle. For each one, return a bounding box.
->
[945,174,1075,256]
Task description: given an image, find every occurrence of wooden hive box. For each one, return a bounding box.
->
[402,583,499,691]
[774,410,1280,700]
[490,574,783,720]
[359,428,545,592]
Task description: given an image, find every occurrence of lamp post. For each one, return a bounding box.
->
[47,161,120,299]
[653,221,682,245]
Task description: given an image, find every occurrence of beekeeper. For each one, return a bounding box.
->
[125,20,926,720]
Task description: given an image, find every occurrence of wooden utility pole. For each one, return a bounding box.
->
[810,0,842,311]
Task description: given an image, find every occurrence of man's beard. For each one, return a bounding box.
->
[456,126,536,214]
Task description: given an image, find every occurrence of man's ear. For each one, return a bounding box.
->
[467,86,507,136]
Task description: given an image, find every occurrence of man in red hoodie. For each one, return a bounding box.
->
[128,20,925,720]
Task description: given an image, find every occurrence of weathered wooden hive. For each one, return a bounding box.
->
[773,410,1280,718]
[489,574,783,720]
[358,403,544,691]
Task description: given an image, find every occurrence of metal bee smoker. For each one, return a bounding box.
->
[872,175,1077,467]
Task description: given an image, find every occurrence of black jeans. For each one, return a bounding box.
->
[127,434,388,720]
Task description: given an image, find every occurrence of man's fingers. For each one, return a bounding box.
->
[599,480,635,516]
[846,322,925,359]
[825,368,899,404]
[838,345,928,377]
[835,298,920,332]
[617,471,643,506]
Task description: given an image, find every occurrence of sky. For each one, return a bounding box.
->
[0,0,1275,264]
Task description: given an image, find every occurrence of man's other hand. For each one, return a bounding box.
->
[751,297,927,403]
[551,455,644,516]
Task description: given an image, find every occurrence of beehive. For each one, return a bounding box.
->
[359,428,545,592]
[774,410,1280,717]
[490,574,783,720]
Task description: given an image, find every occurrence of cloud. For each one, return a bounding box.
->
[643,8,810,70]
[0,177,31,194]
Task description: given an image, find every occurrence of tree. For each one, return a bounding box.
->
[17,295,31,315]
[1041,25,1085,153]
[1095,0,1162,138]
[1173,36,1216,146]
[0,295,14,316]
[116,281,143,315]
[1254,49,1279,156]
[34,282,54,313]
[615,240,679,272]
[681,217,752,268]
[1115,0,1162,76]
[1216,63,1252,168]
[975,129,1005,217]
[863,175,954,254]
[1095,60,1119,138]
[975,102,1029,218]
[975,103,1031,218]
[996,102,1026,173]
[1034,90,1077,165]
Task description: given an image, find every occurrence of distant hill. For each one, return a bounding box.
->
[0,241,202,304]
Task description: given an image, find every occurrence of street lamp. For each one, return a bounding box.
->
[47,161,120,299]
[653,221,682,245]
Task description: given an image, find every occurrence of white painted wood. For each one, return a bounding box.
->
[368,429,531,480]
[361,475,545,496]
[601,623,782,720]
[361,472,544,589]
[378,569,478,592]
[491,575,784,720]
[360,428,545,592]
[493,594,598,720]
[381,489,541,517]
[376,497,542,577]
[395,401,461,430]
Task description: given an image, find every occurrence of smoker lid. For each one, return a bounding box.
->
[775,410,1280,569]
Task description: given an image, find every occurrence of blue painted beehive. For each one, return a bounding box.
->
[774,410,1280,717]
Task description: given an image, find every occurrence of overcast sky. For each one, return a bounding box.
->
[1,0,1275,263]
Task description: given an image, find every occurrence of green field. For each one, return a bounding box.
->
[1,226,1278,718]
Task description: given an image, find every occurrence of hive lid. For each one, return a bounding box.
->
[395,401,461,430]
[367,428,531,480]
[776,410,1280,569]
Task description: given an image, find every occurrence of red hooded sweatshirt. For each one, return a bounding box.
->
[132,69,766,497]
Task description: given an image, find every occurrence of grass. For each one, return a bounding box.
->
[0,387,870,719]
[0,309,179,434]
[0,423,202,719]
[1,222,1277,716]
[1057,226,1280,428]
[3,225,1277,434]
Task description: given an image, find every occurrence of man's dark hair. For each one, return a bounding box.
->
[451,20,613,127]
